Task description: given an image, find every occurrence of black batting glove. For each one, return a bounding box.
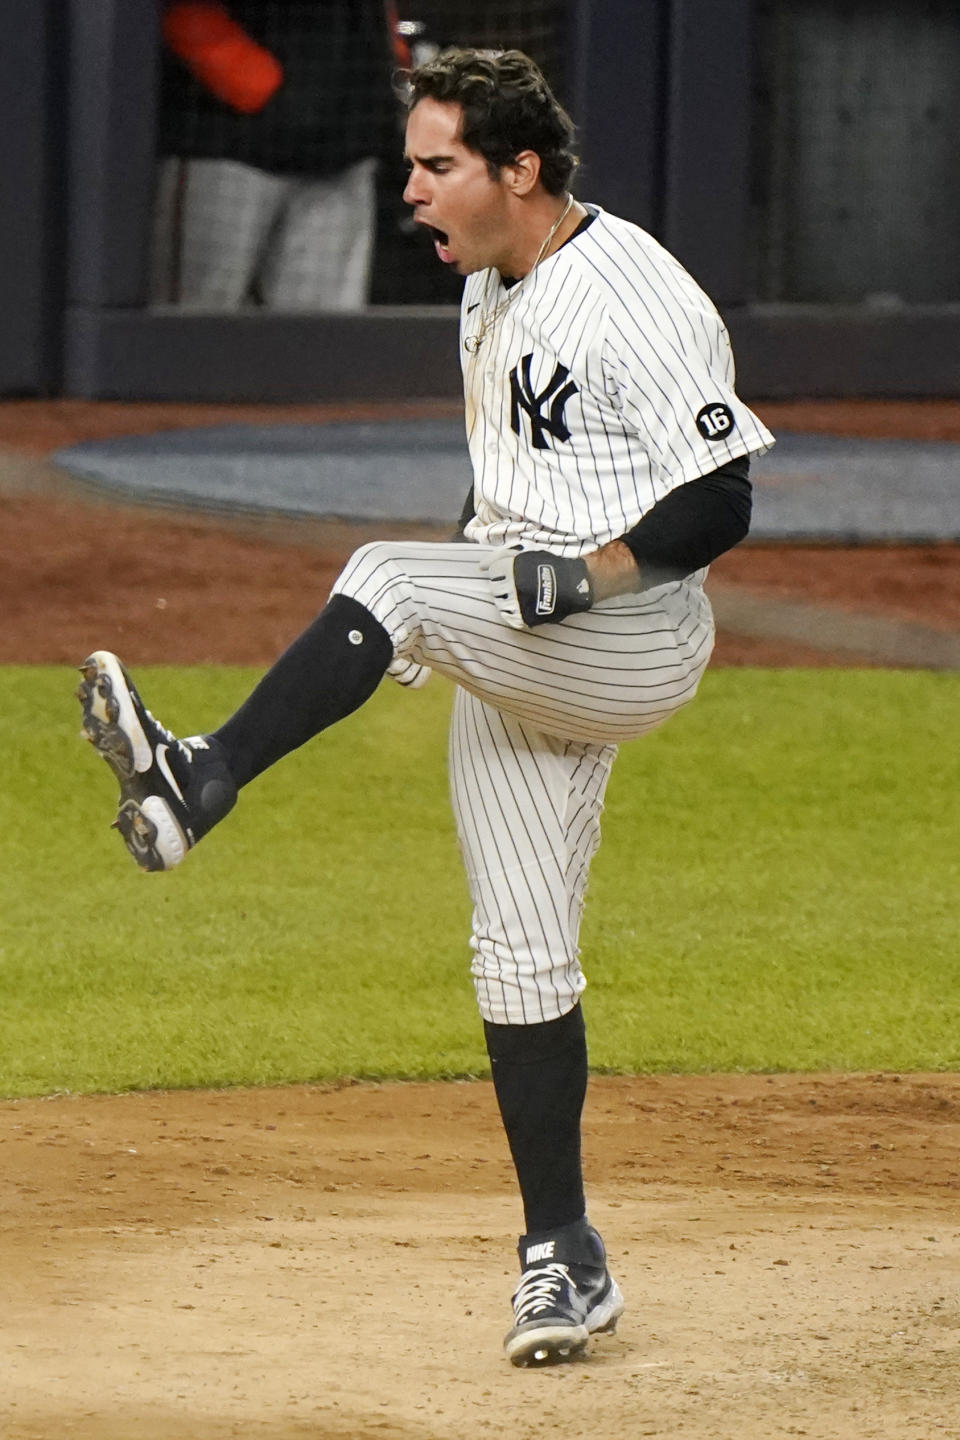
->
[482,546,595,629]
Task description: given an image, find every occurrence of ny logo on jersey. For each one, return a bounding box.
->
[509,353,578,450]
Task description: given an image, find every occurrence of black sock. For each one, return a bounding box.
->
[484,1005,588,1235]
[212,594,392,789]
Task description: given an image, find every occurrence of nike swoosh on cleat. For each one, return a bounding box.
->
[155,743,186,806]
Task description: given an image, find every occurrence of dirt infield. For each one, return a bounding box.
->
[2,398,959,1439]
[4,397,960,670]
[3,1074,960,1440]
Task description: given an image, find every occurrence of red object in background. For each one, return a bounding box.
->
[384,0,411,68]
[163,2,284,114]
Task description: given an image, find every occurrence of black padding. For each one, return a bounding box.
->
[213,593,392,788]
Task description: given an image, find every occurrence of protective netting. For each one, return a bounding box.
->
[152,1,570,307]
[397,1,568,90]
[752,0,960,302]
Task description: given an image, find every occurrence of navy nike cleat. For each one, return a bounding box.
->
[77,650,237,871]
[504,1218,625,1367]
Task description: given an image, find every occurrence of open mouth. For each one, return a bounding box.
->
[410,213,455,265]
[426,225,453,264]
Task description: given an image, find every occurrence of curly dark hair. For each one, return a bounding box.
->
[405,48,577,196]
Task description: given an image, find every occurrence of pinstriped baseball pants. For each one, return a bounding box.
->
[332,542,714,1026]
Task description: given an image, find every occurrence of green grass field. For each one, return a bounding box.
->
[2,666,958,1097]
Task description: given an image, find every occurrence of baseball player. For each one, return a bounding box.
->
[77,48,774,1367]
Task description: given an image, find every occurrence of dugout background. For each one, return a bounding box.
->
[3,0,959,401]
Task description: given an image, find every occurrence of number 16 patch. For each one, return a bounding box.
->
[695,402,736,440]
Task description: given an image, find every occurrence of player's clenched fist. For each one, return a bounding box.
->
[483,545,594,629]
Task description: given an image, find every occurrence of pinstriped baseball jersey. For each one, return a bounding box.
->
[460,206,774,556]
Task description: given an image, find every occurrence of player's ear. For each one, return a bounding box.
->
[504,149,541,197]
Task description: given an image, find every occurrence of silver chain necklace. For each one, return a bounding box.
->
[463,194,574,355]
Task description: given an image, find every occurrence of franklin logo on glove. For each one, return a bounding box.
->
[536,563,556,616]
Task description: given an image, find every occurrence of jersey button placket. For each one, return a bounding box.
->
[484,364,503,457]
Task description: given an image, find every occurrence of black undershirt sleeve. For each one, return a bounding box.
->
[452,483,476,540]
[453,454,752,569]
[619,454,752,578]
